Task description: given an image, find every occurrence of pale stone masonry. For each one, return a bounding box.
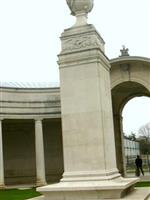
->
[59,24,119,181]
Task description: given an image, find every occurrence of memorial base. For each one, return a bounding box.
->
[37,177,144,200]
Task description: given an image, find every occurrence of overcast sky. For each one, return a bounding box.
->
[0,0,150,135]
[122,97,150,136]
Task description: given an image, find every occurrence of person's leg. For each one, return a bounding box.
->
[140,167,144,176]
[136,167,140,176]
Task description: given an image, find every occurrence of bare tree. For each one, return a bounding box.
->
[127,132,136,141]
[139,122,150,140]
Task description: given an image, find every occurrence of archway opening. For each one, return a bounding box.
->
[122,96,150,176]
[111,81,150,177]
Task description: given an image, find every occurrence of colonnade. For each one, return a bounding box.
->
[0,119,46,187]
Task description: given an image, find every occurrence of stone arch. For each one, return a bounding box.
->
[111,80,150,176]
[110,56,150,176]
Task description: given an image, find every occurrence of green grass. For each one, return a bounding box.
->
[0,188,41,200]
[135,181,150,187]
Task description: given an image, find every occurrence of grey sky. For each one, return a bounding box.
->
[0,0,150,135]
[122,97,150,136]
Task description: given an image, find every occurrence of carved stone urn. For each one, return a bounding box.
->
[66,0,94,27]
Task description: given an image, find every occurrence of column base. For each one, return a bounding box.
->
[37,177,140,199]
[61,169,121,182]
[0,184,5,189]
[36,180,47,187]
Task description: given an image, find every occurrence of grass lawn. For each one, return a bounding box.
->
[0,188,41,200]
[135,181,150,187]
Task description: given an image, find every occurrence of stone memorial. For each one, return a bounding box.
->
[37,0,150,199]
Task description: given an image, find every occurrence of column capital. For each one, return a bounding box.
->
[34,118,43,122]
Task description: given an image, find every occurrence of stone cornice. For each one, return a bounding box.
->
[110,56,150,65]
[0,113,61,120]
[0,87,60,93]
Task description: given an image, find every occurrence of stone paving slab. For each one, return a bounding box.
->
[127,173,150,182]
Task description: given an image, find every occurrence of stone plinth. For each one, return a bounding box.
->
[38,177,139,199]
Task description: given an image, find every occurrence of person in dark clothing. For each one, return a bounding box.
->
[135,155,144,176]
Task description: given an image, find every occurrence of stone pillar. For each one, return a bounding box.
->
[113,114,126,177]
[35,119,46,186]
[59,25,119,182]
[0,119,5,188]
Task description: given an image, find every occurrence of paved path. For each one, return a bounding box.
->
[127,172,150,182]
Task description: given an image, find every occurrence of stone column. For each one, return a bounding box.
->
[35,119,46,186]
[0,119,5,188]
[59,25,120,182]
[113,114,126,177]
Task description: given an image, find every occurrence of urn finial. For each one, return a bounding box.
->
[66,0,94,27]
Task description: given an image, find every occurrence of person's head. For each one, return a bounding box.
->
[137,155,140,158]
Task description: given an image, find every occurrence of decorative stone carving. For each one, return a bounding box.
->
[60,15,105,54]
[120,63,130,71]
[120,45,129,57]
[62,36,98,52]
[66,0,94,27]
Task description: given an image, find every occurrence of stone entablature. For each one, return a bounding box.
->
[0,87,61,119]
